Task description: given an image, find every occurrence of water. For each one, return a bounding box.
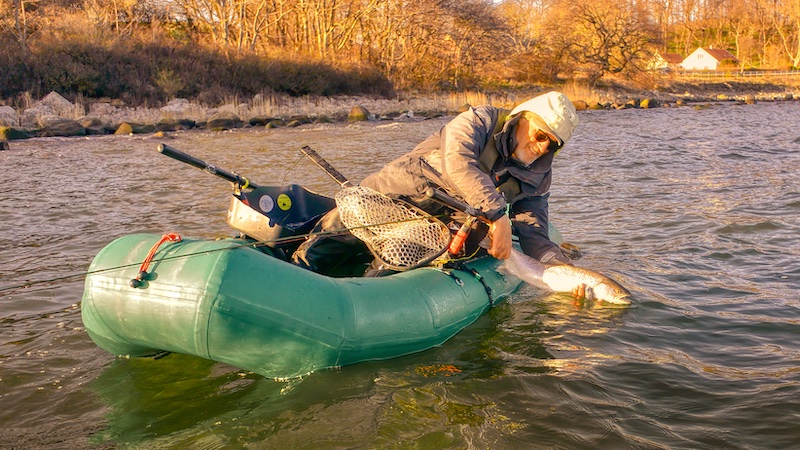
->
[1,101,798,449]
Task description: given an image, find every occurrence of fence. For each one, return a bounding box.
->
[674,70,800,80]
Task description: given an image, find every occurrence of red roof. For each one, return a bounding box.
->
[703,48,738,62]
[660,53,684,64]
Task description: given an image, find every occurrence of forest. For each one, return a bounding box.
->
[1,0,799,106]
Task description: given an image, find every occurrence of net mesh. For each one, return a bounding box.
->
[335,186,451,270]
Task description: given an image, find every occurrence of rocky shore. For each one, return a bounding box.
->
[2,80,799,145]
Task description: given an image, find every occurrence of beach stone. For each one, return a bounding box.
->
[115,122,154,134]
[249,116,278,127]
[0,126,32,140]
[572,99,588,111]
[0,106,18,126]
[37,92,75,116]
[588,102,605,110]
[79,116,114,135]
[39,115,86,137]
[206,111,242,130]
[176,119,196,130]
[348,105,370,122]
[744,94,756,104]
[21,105,55,128]
[160,98,192,117]
[115,122,134,135]
[639,98,659,109]
[89,102,115,115]
[155,118,178,132]
[265,119,286,128]
[79,116,104,128]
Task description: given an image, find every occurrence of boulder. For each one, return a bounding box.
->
[175,119,196,130]
[744,94,757,105]
[89,102,116,116]
[115,122,134,135]
[115,122,155,135]
[249,116,279,127]
[285,115,312,128]
[205,112,242,130]
[39,115,86,137]
[0,126,32,140]
[37,92,75,116]
[572,99,589,111]
[347,105,370,122]
[155,118,177,132]
[154,118,195,132]
[21,105,55,128]
[265,119,286,129]
[79,116,114,135]
[0,106,18,127]
[639,98,659,109]
[160,98,193,117]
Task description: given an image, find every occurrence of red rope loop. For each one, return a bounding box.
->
[137,233,182,276]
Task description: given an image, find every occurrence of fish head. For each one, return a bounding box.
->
[593,281,632,306]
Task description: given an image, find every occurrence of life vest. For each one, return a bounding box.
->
[477,109,523,203]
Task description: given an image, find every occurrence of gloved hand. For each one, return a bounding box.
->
[488,215,512,259]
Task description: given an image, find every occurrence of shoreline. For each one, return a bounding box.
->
[2,80,799,143]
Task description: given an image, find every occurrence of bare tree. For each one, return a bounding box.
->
[560,0,656,85]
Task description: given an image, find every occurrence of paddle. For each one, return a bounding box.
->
[299,145,352,187]
[157,143,260,189]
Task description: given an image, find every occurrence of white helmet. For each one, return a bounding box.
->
[510,91,579,147]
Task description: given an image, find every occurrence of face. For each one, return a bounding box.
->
[512,117,557,167]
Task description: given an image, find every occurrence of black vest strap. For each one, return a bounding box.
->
[477,110,522,203]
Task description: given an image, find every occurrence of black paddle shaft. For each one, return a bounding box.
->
[300,145,352,187]
[157,143,260,189]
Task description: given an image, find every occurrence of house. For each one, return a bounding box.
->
[648,52,684,71]
[680,47,739,71]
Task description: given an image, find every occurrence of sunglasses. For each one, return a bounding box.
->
[532,129,550,143]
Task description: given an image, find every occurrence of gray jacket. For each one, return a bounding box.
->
[361,105,566,262]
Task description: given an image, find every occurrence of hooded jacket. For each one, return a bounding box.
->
[361,105,567,262]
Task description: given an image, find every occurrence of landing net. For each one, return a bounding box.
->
[335,186,451,271]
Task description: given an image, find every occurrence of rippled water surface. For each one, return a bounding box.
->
[1,101,799,449]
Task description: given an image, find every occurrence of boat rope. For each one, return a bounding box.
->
[0,212,468,296]
[129,233,182,288]
[464,267,495,307]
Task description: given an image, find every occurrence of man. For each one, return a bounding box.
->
[293,91,579,274]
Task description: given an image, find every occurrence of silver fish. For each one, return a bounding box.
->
[500,249,631,305]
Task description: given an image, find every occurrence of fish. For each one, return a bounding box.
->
[499,248,631,306]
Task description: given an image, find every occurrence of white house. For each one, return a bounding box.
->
[680,47,739,71]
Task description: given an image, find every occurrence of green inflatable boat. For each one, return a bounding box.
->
[82,232,525,379]
[81,145,561,379]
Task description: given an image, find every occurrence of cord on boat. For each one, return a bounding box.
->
[0,212,459,296]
